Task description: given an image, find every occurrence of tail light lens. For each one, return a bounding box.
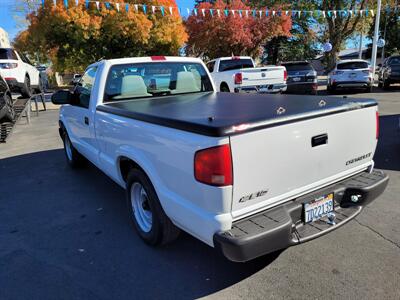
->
[283,69,287,81]
[234,73,242,85]
[194,144,233,186]
[0,63,18,69]
[376,111,379,140]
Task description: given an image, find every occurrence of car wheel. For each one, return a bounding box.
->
[327,85,335,94]
[383,79,390,90]
[220,83,230,93]
[366,85,373,93]
[378,80,383,88]
[3,94,15,122]
[62,132,86,168]
[126,168,180,246]
[20,75,32,98]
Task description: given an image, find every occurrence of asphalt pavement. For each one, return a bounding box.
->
[0,87,399,300]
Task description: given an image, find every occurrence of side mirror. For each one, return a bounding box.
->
[51,90,72,105]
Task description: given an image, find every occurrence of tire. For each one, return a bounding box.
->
[2,93,15,122]
[365,85,373,93]
[62,132,86,168]
[383,79,390,90]
[378,80,383,88]
[220,83,230,93]
[126,168,180,246]
[20,75,32,98]
[327,84,335,94]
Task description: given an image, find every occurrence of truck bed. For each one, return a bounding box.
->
[97,92,377,137]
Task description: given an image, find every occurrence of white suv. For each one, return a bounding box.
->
[327,59,373,93]
[0,48,42,98]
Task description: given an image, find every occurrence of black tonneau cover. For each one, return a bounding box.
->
[96,92,377,137]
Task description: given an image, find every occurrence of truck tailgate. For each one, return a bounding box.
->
[230,105,378,218]
[241,67,285,86]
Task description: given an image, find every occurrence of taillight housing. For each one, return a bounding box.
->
[283,69,287,81]
[234,73,242,85]
[0,63,18,69]
[194,144,233,186]
[376,111,379,140]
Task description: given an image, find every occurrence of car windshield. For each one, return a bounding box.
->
[219,59,254,72]
[104,62,213,101]
[282,63,314,71]
[0,48,18,60]
[388,57,400,65]
[337,62,369,70]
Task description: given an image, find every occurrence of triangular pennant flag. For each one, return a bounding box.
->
[259,10,262,18]
[297,10,301,17]
[292,10,297,17]
[151,6,155,14]
[266,9,269,16]
[116,3,120,12]
[239,10,242,18]
[349,10,352,16]
[143,4,147,13]
[53,0,56,6]
[245,10,249,18]
[370,10,374,17]
[217,9,220,17]
[272,10,276,16]
[85,0,89,8]
[201,8,205,17]
[134,4,138,11]
[253,10,256,18]
[160,6,164,16]
[64,0,68,9]
[327,11,332,17]
[178,7,181,15]
[309,11,313,17]
[360,10,363,16]
[125,3,129,12]
[365,9,369,16]
[231,10,235,16]
[285,10,289,16]
[322,11,326,18]
[105,2,110,10]
[75,0,79,6]
[42,0,45,7]
[342,10,347,17]
[210,9,213,17]
[333,10,337,17]
[194,8,197,16]
[95,1,100,10]
[169,6,173,15]
[224,9,228,17]
[186,8,190,16]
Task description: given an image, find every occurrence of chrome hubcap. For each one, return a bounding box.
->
[65,136,73,161]
[131,183,152,232]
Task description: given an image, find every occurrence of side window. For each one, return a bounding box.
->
[18,52,27,63]
[75,66,97,108]
[206,61,215,73]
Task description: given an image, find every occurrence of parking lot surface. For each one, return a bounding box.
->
[0,88,399,300]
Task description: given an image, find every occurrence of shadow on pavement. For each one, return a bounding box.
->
[0,149,280,300]
[374,114,400,172]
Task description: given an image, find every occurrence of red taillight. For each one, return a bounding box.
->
[150,56,166,61]
[4,77,16,81]
[234,73,242,85]
[376,111,379,140]
[194,144,233,186]
[283,69,287,81]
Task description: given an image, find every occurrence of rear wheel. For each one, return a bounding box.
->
[220,83,230,93]
[62,132,86,168]
[126,168,180,246]
[1,94,15,122]
[20,75,32,98]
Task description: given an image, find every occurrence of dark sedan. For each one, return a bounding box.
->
[378,55,400,89]
[281,61,318,95]
[0,75,15,122]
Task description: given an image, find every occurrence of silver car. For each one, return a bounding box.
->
[327,59,373,93]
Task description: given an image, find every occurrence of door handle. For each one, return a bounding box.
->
[84,116,89,125]
[312,134,328,147]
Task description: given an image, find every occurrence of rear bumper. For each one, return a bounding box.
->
[331,81,372,89]
[213,170,389,262]
[285,82,318,93]
[234,84,287,94]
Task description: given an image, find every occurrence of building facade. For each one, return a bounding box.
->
[0,27,11,48]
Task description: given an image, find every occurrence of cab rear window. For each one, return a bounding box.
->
[218,59,254,72]
[337,62,369,70]
[104,62,213,102]
[0,49,18,60]
[282,63,314,71]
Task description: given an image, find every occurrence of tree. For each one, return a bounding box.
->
[14,0,187,72]
[185,0,292,59]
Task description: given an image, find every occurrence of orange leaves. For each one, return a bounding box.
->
[185,0,292,59]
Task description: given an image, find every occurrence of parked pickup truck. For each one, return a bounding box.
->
[206,56,287,94]
[52,56,388,262]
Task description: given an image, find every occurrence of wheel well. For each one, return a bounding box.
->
[25,73,30,79]
[119,156,143,183]
[220,82,229,89]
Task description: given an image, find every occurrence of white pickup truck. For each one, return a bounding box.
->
[206,56,287,94]
[52,56,388,262]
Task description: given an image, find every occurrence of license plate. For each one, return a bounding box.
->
[293,77,301,82]
[304,193,334,223]
[349,73,357,78]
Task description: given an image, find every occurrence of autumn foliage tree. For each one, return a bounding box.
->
[185,0,292,59]
[14,0,187,72]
